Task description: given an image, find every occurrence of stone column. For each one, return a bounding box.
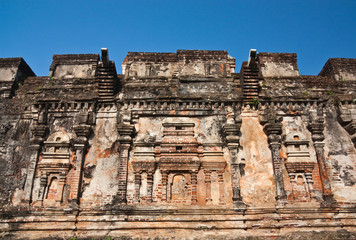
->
[190,170,198,204]
[230,163,242,202]
[134,171,141,203]
[23,124,47,204]
[308,121,337,206]
[146,170,154,203]
[161,170,168,202]
[223,123,245,207]
[57,173,67,203]
[116,124,135,203]
[289,174,296,185]
[72,125,92,204]
[38,173,48,201]
[72,144,84,201]
[218,170,225,205]
[305,172,315,199]
[204,170,212,204]
[264,122,287,202]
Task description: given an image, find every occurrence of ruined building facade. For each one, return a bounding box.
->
[0,49,356,239]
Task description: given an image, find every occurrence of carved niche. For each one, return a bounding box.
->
[156,123,201,204]
[37,131,71,205]
[284,132,315,201]
[132,122,227,205]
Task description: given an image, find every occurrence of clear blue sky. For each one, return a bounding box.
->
[1,0,355,76]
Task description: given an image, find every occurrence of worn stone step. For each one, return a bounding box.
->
[97,72,115,76]
[98,91,114,94]
[98,83,114,86]
[243,81,259,84]
[244,94,259,97]
[99,87,114,90]
[97,75,115,79]
[243,87,259,89]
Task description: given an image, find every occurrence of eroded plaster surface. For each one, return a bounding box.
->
[0,49,356,239]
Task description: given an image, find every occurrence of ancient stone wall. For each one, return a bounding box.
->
[0,49,355,239]
[319,58,356,81]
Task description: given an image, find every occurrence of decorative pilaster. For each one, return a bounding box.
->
[204,170,212,204]
[265,123,287,202]
[116,124,135,203]
[190,170,198,204]
[134,171,141,203]
[146,170,154,203]
[262,108,287,203]
[23,124,47,204]
[308,115,337,207]
[223,122,245,207]
[72,125,93,204]
[217,170,225,205]
[305,172,315,199]
[57,173,67,202]
[161,170,168,202]
[38,173,47,201]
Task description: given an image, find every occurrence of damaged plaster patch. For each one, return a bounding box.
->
[239,114,276,206]
[81,117,119,205]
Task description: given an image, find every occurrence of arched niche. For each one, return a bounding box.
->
[171,174,188,200]
[47,131,70,142]
[37,131,71,204]
[289,173,312,201]
[43,131,71,154]
[284,131,315,202]
[284,131,310,162]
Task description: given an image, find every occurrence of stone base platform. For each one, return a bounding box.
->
[1,205,356,239]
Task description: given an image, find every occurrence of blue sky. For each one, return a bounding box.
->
[1,0,355,76]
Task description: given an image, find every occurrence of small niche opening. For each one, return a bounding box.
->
[296,175,304,185]
[176,146,183,151]
[176,126,183,130]
[293,135,299,140]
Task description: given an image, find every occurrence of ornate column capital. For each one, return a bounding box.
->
[307,122,325,142]
[74,125,93,138]
[74,125,93,147]
[223,122,241,147]
[30,124,48,145]
[117,124,135,144]
[264,122,282,138]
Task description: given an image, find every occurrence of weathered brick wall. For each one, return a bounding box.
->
[258,52,299,77]
[0,49,356,239]
[319,58,356,81]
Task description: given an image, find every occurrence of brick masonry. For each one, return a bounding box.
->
[0,49,355,239]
